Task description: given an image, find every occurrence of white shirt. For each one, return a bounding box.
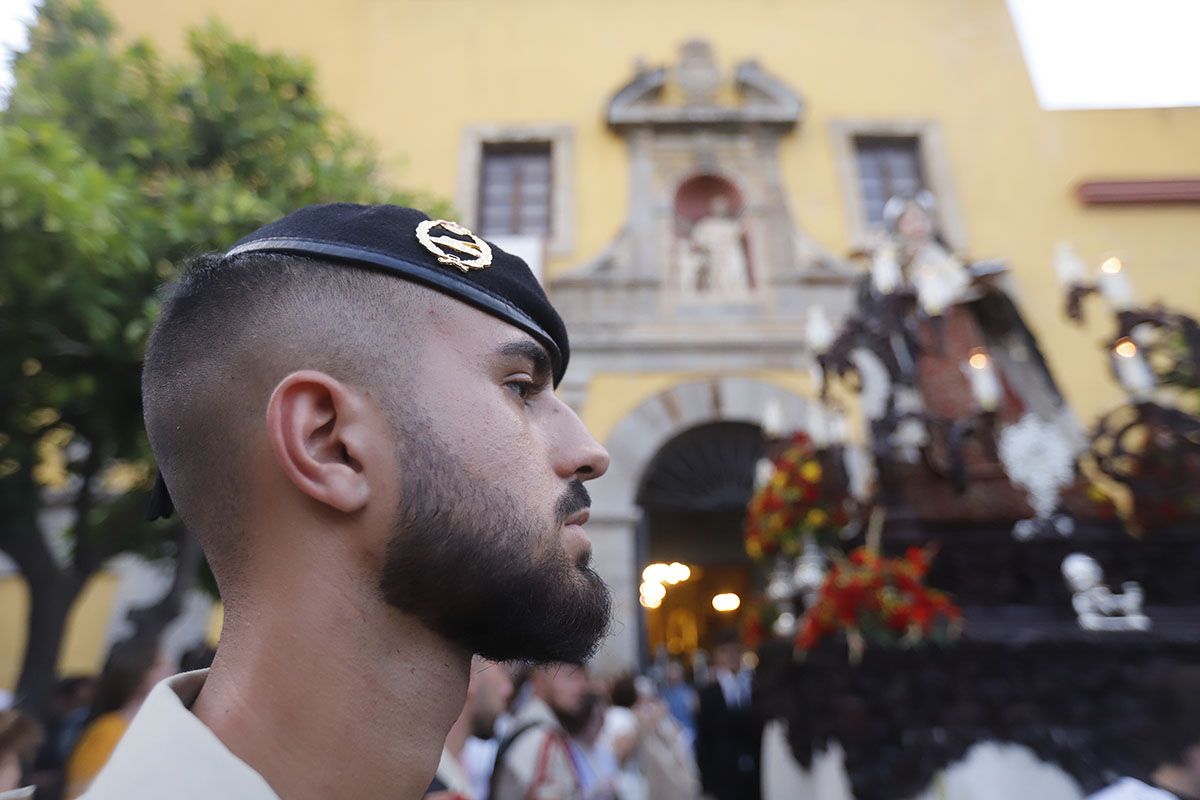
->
[434,746,475,799]
[714,668,749,709]
[81,670,278,800]
[1089,778,1183,800]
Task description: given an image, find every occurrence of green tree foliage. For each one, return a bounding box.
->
[0,0,442,712]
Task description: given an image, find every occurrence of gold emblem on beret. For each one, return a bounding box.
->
[415,219,493,272]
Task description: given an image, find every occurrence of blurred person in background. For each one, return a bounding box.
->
[659,660,698,749]
[491,662,589,800]
[1089,665,1200,800]
[602,675,699,800]
[0,709,43,799]
[29,677,94,800]
[695,631,761,800]
[562,692,619,800]
[426,657,513,800]
[64,640,172,799]
[599,677,644,800]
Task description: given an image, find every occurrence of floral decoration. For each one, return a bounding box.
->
[796,545,961,659]
[743,432,859,560]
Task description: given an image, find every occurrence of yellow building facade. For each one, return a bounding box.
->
[5,0,1199,682]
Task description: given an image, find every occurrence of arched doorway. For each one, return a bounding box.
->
[583,377,816,672]
[636,421,765,661]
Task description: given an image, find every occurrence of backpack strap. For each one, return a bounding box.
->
[487,720,545,799]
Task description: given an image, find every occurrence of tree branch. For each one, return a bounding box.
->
[0,460,57,585]
[70,438,103,575]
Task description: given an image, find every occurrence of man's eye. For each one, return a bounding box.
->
[506,380,536,401]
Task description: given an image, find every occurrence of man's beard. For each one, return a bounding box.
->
[378,430,612,664]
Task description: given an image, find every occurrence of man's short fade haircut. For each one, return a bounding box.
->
[142,250,422,583]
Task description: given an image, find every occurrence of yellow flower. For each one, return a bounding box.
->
[806,508,829,527]
[801,461,822,483]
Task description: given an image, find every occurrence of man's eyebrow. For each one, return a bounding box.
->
[495,339,552,381]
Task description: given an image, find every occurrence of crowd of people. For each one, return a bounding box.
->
[0,631,767,800]
[0,640,214,800]
[7,634,1200,800]
[419,626,768,800]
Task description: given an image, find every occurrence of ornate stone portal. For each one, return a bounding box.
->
[549,41,857,669]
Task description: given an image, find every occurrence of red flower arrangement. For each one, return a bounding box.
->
[740,600,777,651]
[743,433,859,561]
[796,545,961,660]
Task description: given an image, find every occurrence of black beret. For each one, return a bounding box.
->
[146,203,568,521]
[225,203,568,383]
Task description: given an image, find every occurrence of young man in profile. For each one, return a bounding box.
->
[83,204,612,799]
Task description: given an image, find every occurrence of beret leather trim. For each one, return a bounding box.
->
[224,235,565,381]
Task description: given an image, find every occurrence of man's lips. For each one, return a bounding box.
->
[564,509,591,527]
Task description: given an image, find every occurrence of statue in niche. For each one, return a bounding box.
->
[678,195,751,296]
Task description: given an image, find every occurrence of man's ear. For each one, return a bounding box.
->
[266,370,373,514]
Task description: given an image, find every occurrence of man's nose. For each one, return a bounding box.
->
[552,397,610,481]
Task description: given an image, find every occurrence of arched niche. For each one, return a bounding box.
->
[674,173,745,224]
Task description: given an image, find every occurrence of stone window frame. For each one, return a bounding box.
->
[829,119,968,252]
[456,124,575,257]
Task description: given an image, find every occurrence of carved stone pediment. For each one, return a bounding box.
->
[547,40,857,409]
[607,40,803,130]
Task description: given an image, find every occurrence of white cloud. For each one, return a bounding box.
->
[1008,0,1200,110]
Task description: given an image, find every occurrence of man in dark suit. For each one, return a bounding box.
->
[695,630,762,800]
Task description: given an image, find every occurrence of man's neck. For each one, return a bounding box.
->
[1153,765,1200,800]
[443,711,471,760]
[191,561,470,800]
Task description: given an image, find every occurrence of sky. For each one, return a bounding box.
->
[2,0,1199,110]
[0,0,35,104]
[1006,0,1200,110]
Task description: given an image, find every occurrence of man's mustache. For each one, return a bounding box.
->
[556,480,591,524]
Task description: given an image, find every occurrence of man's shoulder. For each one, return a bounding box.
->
[502,720,565,766]
[81,671,277,800]
[1088,778,1182,800]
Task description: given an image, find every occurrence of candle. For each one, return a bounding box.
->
[1098,257,1135,310]
[754,457,775,490]
[761,398,785,438]
[1054,242,1087,287]
[807,401,830,448]
[1112,337,1155,398]
[964,348,1001,412]
[828,410,849,445]
[871,243,901,294]
[843,444,875,501]
[806,306,836,355]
